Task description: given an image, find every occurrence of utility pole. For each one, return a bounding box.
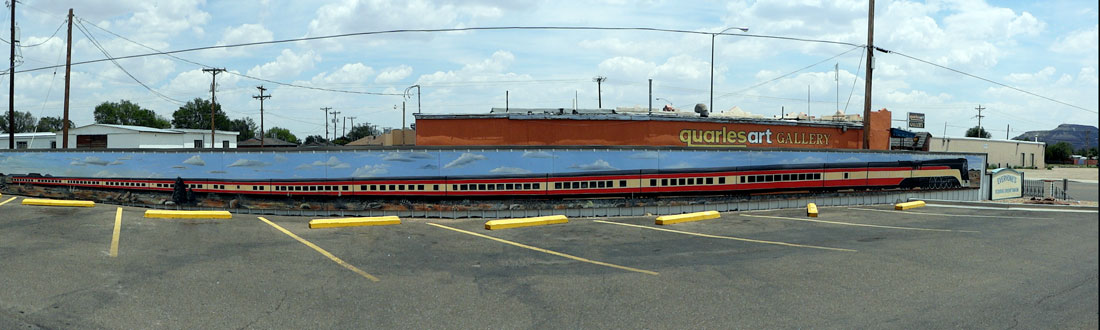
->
[202,68,226,148]
[648,78,652,115]
[342,116,348,137]
[252,85,270,147]
[593,76,607,108]
[330,110,341,139]
[63,8,73,148]
[8,0,15,149]
[862,0,875,149]
[1006,124,1010,140]
[974,104,986,138]
[347,116,356,137]
[505,90,509,112]
[319,107,331,140]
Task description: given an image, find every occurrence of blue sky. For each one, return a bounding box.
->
[5,0,1097,140]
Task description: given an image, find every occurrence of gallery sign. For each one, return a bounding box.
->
[990,168,1022,200]
[677,128,830,148]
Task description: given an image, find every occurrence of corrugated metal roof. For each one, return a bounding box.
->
[73,123,179,133]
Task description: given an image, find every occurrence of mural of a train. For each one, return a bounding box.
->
[8,158,968,197]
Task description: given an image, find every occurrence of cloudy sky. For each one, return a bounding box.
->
[5,0,1097,140]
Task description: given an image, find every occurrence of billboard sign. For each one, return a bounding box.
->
[908,112,925,128]
[990,168,1022,200]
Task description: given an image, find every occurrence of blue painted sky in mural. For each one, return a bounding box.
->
[0,149,985,180]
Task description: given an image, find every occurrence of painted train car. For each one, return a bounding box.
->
[7,158,968,198]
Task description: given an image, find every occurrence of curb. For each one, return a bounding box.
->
[655,211,720,225]
[485,215,568,230]
[915,198,1099,211]
[144,210,233,219]
[309,216,401,229]
[21,198,95,207]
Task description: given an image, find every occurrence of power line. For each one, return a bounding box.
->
[0,18,65,47]
[717,44,862,101]
[883,48,1097,114]
[15,25,864,75]
[73,17,403,96]
[73,20,184,105]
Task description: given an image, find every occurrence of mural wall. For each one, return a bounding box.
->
[1,148,985,187]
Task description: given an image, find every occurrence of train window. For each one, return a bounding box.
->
[687,178,695,185]
[474,184,483,190]
[486,184,495,191]
[387,185,395,191]
[782,174,789,181]
[378,185,385,191]
[706,177,714,185]
[495,184,503,190]
[533,183,540,189]
[843,173,850,179]
[566,182,574,189]
[417,185,424,191]
[359,185,366,190]
[747,176,755,183]
[815,173,821,180]
[596,181,604,188]
[649,179,657,187]
[618,180,625,187]
[661,178,668,186]
[457,184,465,190]
[555,182,562,189]
[767,175,776,182]
[308,186,315,191]
[719,177,726,184]
[678,178,686,185]
[502,183,511,190]
[519,183,528,190]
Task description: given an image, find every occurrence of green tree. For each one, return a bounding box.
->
[344,123,380,142]
[1045,142,1073,164]
[230,118,258,141]
[264,127,299,144]
[35,116,75,132]
[172,98,232,130]
[93,100,171,128]
[303,135,328,145]
[965,126,991,138]
[0,111,37,133]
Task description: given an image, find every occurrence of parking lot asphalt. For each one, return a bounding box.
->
[1,194,1096,329]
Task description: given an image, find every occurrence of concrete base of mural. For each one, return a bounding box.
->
[2,183,978,218]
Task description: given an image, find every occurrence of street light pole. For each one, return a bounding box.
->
[710,27,748,115]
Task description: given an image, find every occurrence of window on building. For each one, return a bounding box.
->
[222,141,229,148]
[16,141,27,149]
[194,140,203,148]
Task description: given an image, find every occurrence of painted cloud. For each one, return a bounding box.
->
[445,153,487,168]
[521,151,556,159]
[489,166,532,174]
[183,155,206,166]
[352,164,390,177]
[310,156,350,169]
[228,159,269,167]
[569,159,617,171]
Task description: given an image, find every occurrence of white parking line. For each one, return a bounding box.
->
[847,207,1050,219]
[925,204,1098,213]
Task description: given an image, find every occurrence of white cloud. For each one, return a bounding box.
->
[310,63,376,86]
[1006,67,1057,84]
[376,65,414,84]
[211,24,274,57]
[1051,24,1099,55]
[246,49,322,80]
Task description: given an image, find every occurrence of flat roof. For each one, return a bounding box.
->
[415,110,864,129]
[931,136,1046,145]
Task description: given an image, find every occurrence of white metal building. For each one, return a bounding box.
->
[55,124,239,149]
[0,132,58,149]
[929,136,1046,168]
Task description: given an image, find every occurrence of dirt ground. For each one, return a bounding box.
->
[1017,167,1099,182]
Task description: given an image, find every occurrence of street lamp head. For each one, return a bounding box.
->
[717,27,750,34]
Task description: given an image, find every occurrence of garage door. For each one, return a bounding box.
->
[76,135,108,148]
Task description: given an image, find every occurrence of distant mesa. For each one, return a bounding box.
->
[1013,124,1098,150]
